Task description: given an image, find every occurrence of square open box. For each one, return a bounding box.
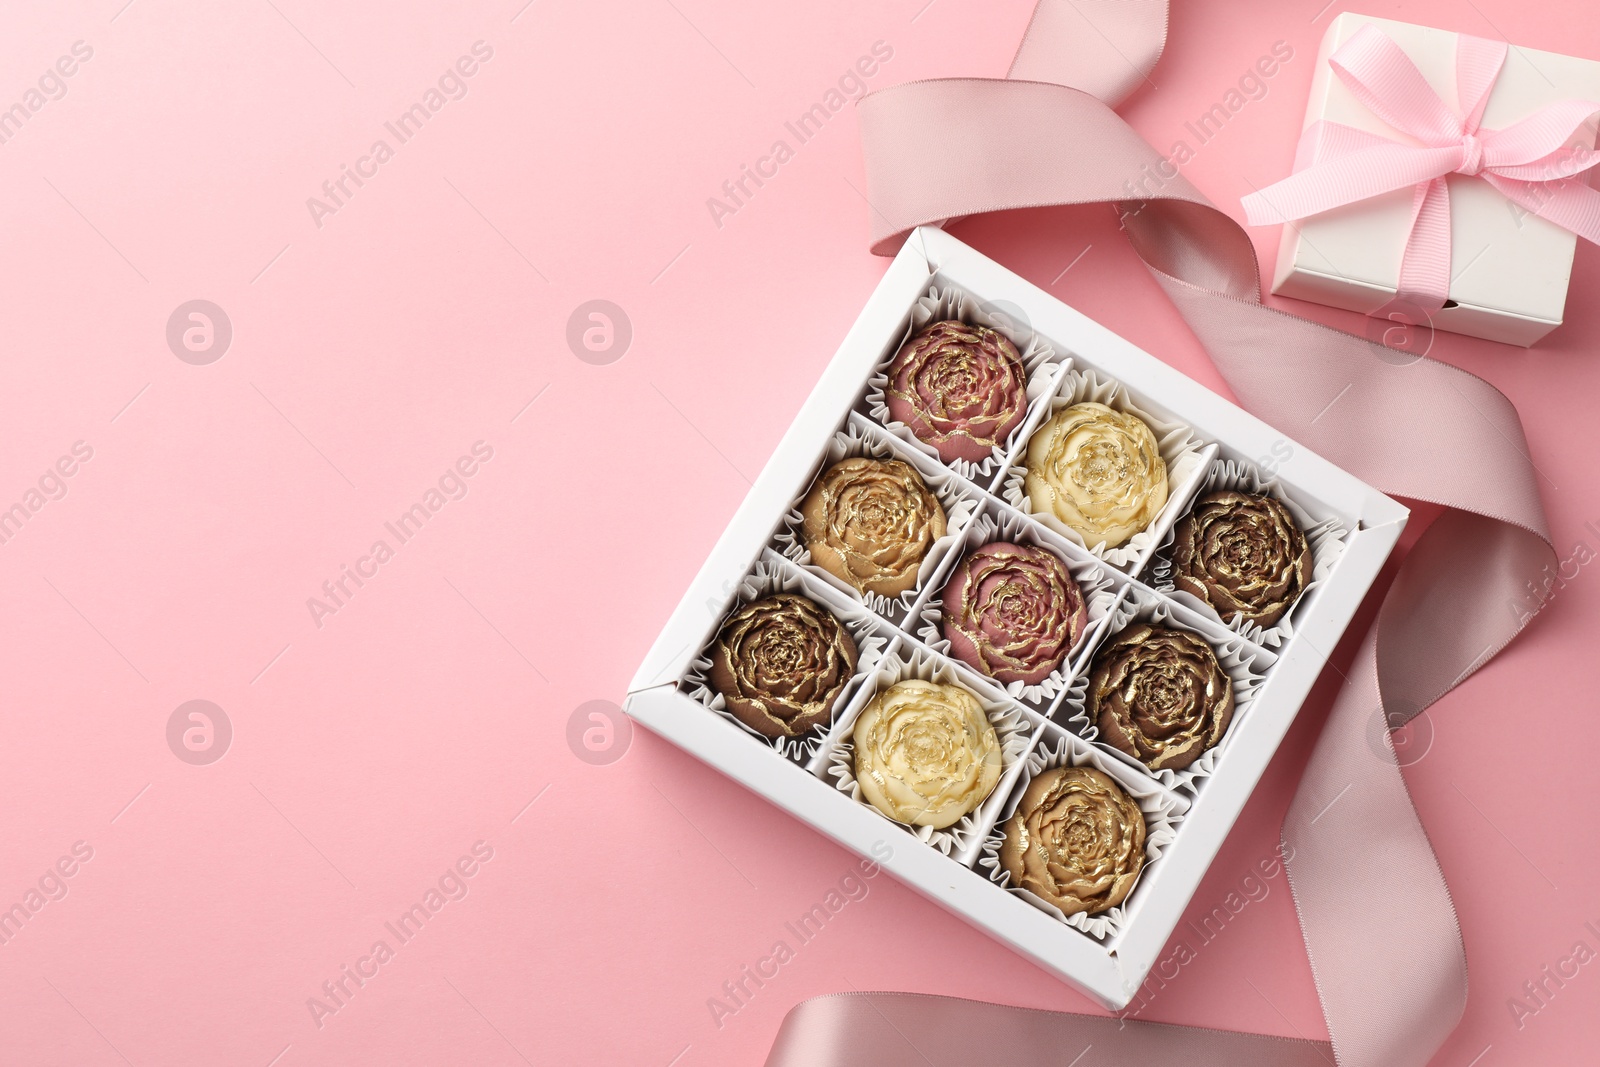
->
[627,227,1406,1008]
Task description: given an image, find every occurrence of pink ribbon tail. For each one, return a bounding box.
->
[1397,177,1451,312]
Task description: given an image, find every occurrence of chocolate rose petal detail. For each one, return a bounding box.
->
[941,542,1088,686]
[1172,490,1314,628]
[801,457,947,598]
[1024,401,1168,549]
[886,320,1031,465]
[709,594,859,739]
[1000,766,1146,916]
[853,679,1002,829]
[1088,624,1233,772]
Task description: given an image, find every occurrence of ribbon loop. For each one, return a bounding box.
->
[1329,24,1473,146]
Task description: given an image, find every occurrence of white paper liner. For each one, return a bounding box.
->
[822,643,1034,858]
[1001,367,1212,572]
[975,726,1183,942]
[1145,458,1351,649]
[681,555,890,763]
[861,283,1066,488]
[773,414,980,623]
[1062,584,1274,794]
[912,503,1121,709]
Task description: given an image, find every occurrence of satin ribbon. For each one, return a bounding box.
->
[1241,23,1600,310]
[766,3,1556,1066]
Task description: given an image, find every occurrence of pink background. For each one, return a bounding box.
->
[2,1,1595,1064]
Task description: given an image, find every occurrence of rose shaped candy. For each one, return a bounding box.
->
[1024,402,1168,549]
[999,765,1146,916]
[940,542,1088,686]
[852,679,1002,829]
[886,320,1030,464]
[801,457,947,598]
[709,594,859,738]
[1171,490,1313,628]
[1088,624,1233,772]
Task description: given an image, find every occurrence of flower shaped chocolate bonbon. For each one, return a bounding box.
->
[801,456,947,598]
[709,594,859,738]
[940,542,1088,686]
[1024,401,1168,549]
[1171,489,1313,628]
[1088,623,1234,772]
[886,320,1030,464]
[1000,766,1146,916]
[852,679,1002,829]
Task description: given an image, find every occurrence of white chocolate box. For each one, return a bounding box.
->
[627,227,1406,1008]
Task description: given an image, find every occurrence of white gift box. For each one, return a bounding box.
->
[1270,13,1600,347]
[627,227,1406,1009]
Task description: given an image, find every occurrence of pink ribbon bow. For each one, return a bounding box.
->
[1242,23,1600,311]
